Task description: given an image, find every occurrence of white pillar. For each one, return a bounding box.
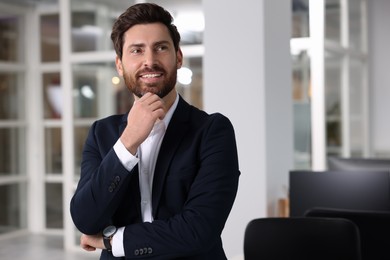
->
[203,0,293,258]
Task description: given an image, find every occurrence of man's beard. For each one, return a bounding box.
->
[123,65,177,98]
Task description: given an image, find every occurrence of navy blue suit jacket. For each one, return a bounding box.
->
[70,96,240,259]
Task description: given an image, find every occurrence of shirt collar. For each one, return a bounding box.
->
[161,91,179,128]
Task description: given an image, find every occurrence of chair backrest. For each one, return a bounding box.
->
[305,207,390,260]
[243,217,362,260]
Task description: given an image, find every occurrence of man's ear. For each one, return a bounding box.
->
[115,56,124,76]
[176,48,183,69]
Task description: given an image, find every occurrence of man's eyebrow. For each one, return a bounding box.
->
[128,43,145,49]
[154,40,171,45]
[127,41,171,49]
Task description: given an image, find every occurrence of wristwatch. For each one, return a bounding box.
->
[103,225,117,251]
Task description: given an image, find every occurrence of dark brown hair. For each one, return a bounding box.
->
[111,3,181,59]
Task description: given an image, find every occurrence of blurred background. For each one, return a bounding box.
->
[0,0,389,259]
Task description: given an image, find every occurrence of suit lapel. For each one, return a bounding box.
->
[152,96,191,216]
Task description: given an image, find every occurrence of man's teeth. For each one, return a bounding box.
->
[142,74,161,78]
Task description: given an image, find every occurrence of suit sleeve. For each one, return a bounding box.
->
[70,120,136,234]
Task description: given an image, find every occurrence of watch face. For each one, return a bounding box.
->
[103,225,117,237]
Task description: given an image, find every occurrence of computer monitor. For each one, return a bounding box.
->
[289,170,390,216]
[327,156,390,172]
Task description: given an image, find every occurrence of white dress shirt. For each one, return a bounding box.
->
[111,93,179,257]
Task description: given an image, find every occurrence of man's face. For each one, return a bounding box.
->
[116,23,183,98]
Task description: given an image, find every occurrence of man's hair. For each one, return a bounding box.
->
[111,3,181,59]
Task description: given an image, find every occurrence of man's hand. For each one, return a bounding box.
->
[120,92,166,155]
[80,233,105,251]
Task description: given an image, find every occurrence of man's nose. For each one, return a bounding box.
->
[143,50,157,67]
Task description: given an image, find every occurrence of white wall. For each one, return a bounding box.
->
[203,0,293,258]
[369,0,390,156]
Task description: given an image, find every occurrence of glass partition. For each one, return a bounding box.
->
[0,9,27,237]
[43,73,62,119]
[349,58,365,156]
[45,128,62,174]
[349,0,364,51]
[0,183,27,234]
[70,0,135,52]
[325,0,341,44]
[45,183,63,228]
[72,62,121,118]
[0,128,26,176]
[0,73,24,120]
[40,14,60,62]
[325,51,342,156]
[0,15,19,62]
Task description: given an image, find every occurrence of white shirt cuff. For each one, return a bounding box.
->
[113,139,139,171]
[112,226,125,257]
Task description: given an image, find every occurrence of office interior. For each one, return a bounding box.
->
[0,0,389,259]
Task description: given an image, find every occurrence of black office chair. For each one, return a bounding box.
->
[243,217,362,260]
[305,207,390,260]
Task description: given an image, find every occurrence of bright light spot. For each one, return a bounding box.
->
[177,67,193,85]
[175,11,205,32]
[112,76,121,85]
[81,85,95,99]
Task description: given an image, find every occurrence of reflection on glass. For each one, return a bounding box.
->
[45,128,62,174]
[350,58,363,117]
[0,73,24,120]
[73,62,124,118]
[40,14,60,62]
[71,0,127,52]
[325,51,342,155]
[43,73,62,119]
[176,57,203,109]
[325,0,341,44]
[0,128,26,176]
[349,0,363,51]
[0,15,19,61]
[292,49,311,170]
[46,183,63,229]
[0,183,27,233]
[349,58,364,156]
[292,0,309,38]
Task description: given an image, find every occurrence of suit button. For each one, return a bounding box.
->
[147,247,153,254]
[134,249,139,256]
[115,176,121,182]
[139,248,144,255]
[108,183,115,192]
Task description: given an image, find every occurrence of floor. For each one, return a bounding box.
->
[0,231,244,260]
[0,232,98,260]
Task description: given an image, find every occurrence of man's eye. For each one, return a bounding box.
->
[156,45,168,51]
[130,49,142,54]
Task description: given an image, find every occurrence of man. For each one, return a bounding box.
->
[70,3,240,259]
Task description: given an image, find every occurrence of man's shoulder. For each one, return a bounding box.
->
[90,114,126,133]
[95,114,126,124]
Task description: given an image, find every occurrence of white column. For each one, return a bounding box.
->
[309,0,326,170]
[59,0,76,251]
[25,6,46,233]
[203,0,293,258]
[341,0,351,157]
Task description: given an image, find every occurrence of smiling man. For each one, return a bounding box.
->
[70,3,240,260]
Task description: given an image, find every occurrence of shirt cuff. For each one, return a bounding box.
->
[113,139,139,171]
[112,226,125,257]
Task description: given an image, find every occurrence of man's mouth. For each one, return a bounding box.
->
[141,73,162,78]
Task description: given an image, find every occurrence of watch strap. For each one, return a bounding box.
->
[103,235,112,251]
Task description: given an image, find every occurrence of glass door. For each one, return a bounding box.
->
[291,0,369,170]
[0,4,28,235]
